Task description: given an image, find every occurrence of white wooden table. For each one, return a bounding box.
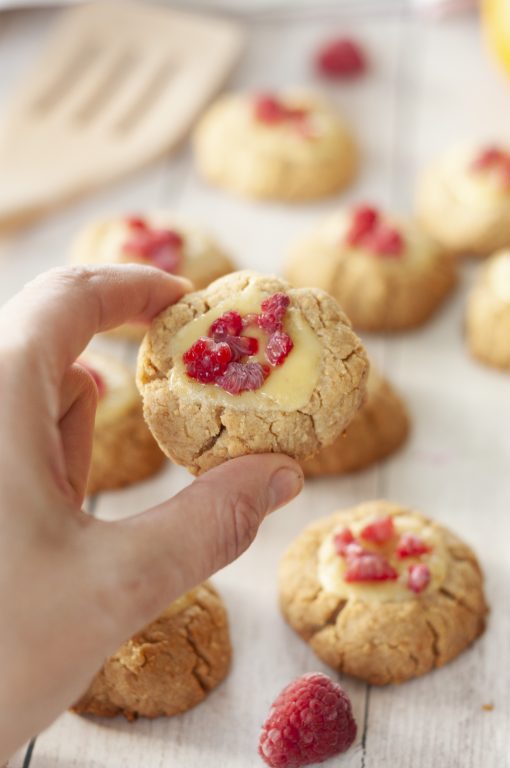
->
[2,5,510,767]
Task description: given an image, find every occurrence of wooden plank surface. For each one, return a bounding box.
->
[2,6,509,768]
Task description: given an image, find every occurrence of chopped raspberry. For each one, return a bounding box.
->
[123,220,184,273]
[471,146,510,189]
[368,224,404,257]
[345,205,404,258]
[266,330,294,366]
[333,528,355,555]
[254,94,288,124]
[345,205,379,246]
[223,334,259,361]
[407,563,431,594]
[258,672,357,768]
[397,532,431,559]
[344,552,398,582]
[78,360,106,399]
[217,361,269,395]
[242,313,260,329]
[183,337,232,384]
[209,311,243,340]
[315,37,367,80]
[360,515,395,544]
[258,292,291,333]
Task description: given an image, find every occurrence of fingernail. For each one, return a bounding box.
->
[268,467,304,512]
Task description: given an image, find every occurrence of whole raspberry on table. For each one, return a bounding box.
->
[258,673,357,768]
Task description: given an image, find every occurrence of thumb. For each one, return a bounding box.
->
[96,454,303,636]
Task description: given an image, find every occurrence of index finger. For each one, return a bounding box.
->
[0,264,191,380]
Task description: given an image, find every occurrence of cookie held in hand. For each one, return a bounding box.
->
[137,271,368,475]
[279,500,487,685]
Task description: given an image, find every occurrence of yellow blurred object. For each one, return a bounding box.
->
[483,0,510,73]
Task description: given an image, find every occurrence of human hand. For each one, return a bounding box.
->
[0,265,303,761]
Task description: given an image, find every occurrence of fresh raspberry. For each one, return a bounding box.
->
[77,360,106,399]
[123,224,183,273]
[397,532,431,559]
[183,337,232,383]
[209,311,243,340]
[254,94,288,124]
[217,361,269,395]
[344,551,398,582]
[315,37,367,79]
[258,673,357,768]
[223,334,259,361]
[360,515,395,544]
[345,205,379,246]
[407,563,431,594]
[368,224,404,257]
[266,330,294,366]
[258,293,291,333]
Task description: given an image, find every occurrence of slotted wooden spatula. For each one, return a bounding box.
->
[0,2,244,231]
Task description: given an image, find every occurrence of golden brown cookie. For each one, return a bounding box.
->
[137,270,368,475]
[466,249,510,369]
[193,91,357,201]
[279,500,487,685]
[285,204,456,331]
[301,366,409,476]
[79,351,165,495]
[416,143,510,256]
[72,582,231,720]
[71,214,235,341]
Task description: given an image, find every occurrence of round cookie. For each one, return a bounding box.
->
[301,366,409,476]
[285,204,456,331]
[72,582,231,720]
[466,249,510,369]
[279,500,487,685]
[137,270,369,476]
[79,351,165,495]
[71,214,235,341]
[416,143,510,256]
[193,91,358,201]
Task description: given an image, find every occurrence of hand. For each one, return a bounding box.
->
[0,265,303,761]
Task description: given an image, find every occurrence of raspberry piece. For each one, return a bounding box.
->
[258,672,357,768]
[183,337,232,383]
[368,224,404,257]
[258,292,291,333]
[123,225,183,273]
[471,146,510,188]
[223,334,259,361]
[209,311,243,340]
[397,532,431,559]
[77,360,106,399]
[407,563,431,594]
[360,515,395,544]
[126,215,147,230]
[315,37,367,80]
[345,205,379,246]
[254,94,288,124]
[217,361,269,395]
[242,312,260,329]
[266,330,294,366]
[344,552,398,582]
[333,528,354,555]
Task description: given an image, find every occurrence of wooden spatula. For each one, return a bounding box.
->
[0,2,244,231]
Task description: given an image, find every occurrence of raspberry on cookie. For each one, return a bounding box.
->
[301,365,409,477]
[78,351,165,495]
[72,582,230,720]
[137,271,368,476]
[285,204,456,331]
[193,91,358,201]
[279,500,487,685]
[466,249,510,369]
[71,214,235,341]
[416,143,510,256]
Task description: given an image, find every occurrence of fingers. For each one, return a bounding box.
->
[92,454,304,634]
[57,365,98,504]
[0,265,191,384]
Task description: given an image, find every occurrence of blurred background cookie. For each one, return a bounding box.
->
[72,583,231,720]
[416,143,510,256]
[301,365,409,477]
[78,351,165,495]
[71,214,235,341]
[137,270,368,475]
[466,249,510,369]
[193,90,357,201]
[279,500,487,685]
